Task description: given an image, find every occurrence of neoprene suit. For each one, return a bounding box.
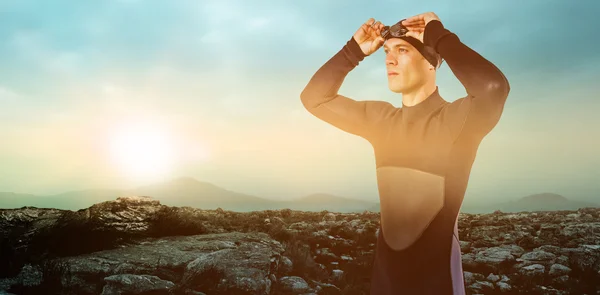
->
[300,20,510,294]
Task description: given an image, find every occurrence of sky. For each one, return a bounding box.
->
[1,0,599,205]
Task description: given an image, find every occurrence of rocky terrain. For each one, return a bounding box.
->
[0,196,598,295]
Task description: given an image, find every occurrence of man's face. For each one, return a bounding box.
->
[383,38,430,94]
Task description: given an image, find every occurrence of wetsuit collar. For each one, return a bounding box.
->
[401,86,445,124]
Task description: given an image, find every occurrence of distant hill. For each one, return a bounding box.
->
[2,179,595,214]
[366,203,380,212]
[0,190,124,210]
[0,177,377,213]
[0,192,41,208]
[128,177,279,212]
[494,193,599,213]
[288,193,377,213]
[362,193,599,214]
[460,192,599,213]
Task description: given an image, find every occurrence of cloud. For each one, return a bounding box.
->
[193,1,334,52]
[8,30,84,77]
[0,86,18,102]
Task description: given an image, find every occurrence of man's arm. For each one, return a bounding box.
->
[300,36,394,140]
[424,20,511,139]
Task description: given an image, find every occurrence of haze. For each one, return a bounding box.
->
[1,0,599,207]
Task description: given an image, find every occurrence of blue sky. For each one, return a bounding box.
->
[1,0,599,205]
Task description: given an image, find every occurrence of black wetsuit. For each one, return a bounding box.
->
[300,20,510,294]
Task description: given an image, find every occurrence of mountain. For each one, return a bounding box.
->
[366,203,380,212]
[0,177,378,213]
[127,177,280,212]
[0,190,125,210]
[288,193,377,213]
[494,193,599,213]
[0,192,40,208]
[365,193,599,214]
[3,178,594,214]
[459,193,599,213]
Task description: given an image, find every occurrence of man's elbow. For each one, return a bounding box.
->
[300,88,314,111]
[300,87,326,111]
[484,76,510,101]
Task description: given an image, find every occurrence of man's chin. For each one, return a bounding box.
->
[388,84,403,93]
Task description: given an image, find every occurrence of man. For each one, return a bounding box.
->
[300,12,510,294]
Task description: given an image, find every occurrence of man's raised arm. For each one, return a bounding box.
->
[300,18,394,140]
[420,16,511,138]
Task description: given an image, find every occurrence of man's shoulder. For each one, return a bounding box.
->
[436,96,473,138]
[363,99,397,110]
[439,95,471,117]
[363,100,399,118]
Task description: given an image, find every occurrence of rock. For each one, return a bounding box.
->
[553,275,570,285]
[1,198,599,295]
[89,196,164,233]
[463,272,484,285]
[520,264,545,277]
[486,273,500,282]
[496,281,512,292]
[279,256,293,276]
[315,282,341,295]
[315,248,339,264]
[556,255,570,266]
[562,244,600,273]
[538,224,561,239]
[474,247,516,272]
[182,234,283,294]
[101,274,175,295]
[322,213,336,222]
[461,253,477,269]
[0,278,19,294]
[534,285,568,295]
[499,244,526,257]
[309,279,342,295]
[58,232,283,294]
[289,222,311,231]
[562,223,600,243]
[459,241,471,253]
[519,250,556,264]
[277,276,311,294]
[469,281,494,293]
[271,217,287,227]
[16,264,42,287]
[548,264,571,276]
[534,245,562,255]
[332,269,344,281]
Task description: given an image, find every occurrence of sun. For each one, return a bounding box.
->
[108,121,175,181]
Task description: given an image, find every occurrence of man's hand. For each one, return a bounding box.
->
[401,12,441,43]
[353,18,385,56]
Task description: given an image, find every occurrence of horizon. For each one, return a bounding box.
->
[1,0,599,208]
[2,175,597,208]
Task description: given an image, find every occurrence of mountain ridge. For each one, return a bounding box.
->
[1,177,597,213]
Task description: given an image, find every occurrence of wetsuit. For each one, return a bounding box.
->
[300,20,510,294]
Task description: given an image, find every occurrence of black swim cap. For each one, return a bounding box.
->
[381,20,442,68]
[395,36,442,69]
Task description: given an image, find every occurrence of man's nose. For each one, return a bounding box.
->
[385,54,397,65]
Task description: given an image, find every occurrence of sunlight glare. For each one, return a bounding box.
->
[108,121,175,182]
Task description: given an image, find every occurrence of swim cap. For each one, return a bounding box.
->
[396,36,442,69]
[381,20,443,68]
